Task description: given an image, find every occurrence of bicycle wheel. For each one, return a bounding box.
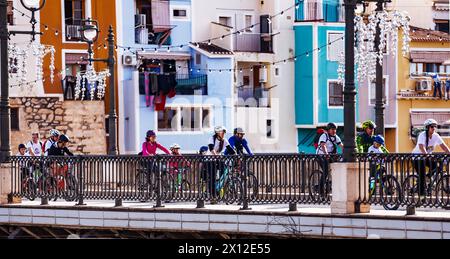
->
[380,175,401,211]
[39,176,57,201]
[180,179,191,197]
[222,177,243,205]
[161,173,175,202]
[436,175,450,208]
[23,179,37,201]
[308,170,330,202]
[247,172,259,200]
[402,175,420,202]
[64,174,79,202]
[136,171,150,202]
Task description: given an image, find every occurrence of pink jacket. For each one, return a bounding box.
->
[141,141,170,156]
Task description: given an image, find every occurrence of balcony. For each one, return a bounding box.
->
[65,25,83,41]
[398,74,450,100]
[295,1,344,22]
[139,73,208,96]
[210,19,273,53]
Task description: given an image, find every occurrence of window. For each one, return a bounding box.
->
[64,0,84,41]
[195,53,201,65]
[219,16,232,27]
[435,20,449,34]
[425,63,439,73]
[245,15,253,32]
[243,76,250,86]
[327,32,344,61]
[11,108,19,131]
[157,107,211,132]
[274,67,280,77]
[7,1,13,25]
[173,9,187,18]
[328,81,343,107]
[266,120,273,138]
[369,77,388,106]
[158,108,178,132]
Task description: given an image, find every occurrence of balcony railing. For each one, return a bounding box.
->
[139,73,208,96]
[295,2,344,22]
[234,33,262,52]
[65,25,82,41]
[237,87,270,107]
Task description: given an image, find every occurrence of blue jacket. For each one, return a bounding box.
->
[226,136,253,156]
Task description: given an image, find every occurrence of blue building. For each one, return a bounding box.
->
[294,0,359,153]
[117,0,234,153]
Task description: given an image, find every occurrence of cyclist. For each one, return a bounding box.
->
[17,144,29,157]
[208,126,235,155]
[48,135,74,156]
[141,130,170,156]
[316,123,343,155]
[356,120,377,153]
[315,123,343,196]
[226,128,253,156]
[199,146,209,155]
[26,132,43,157]
[412,119,450,197]
[368,135,389,190]
[44,129,61,156]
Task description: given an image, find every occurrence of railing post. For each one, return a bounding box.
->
[289,203,298,212]
[0,162,12,205]
[76,156,86,206]
[154,156,164,208]
[240,155,251,211]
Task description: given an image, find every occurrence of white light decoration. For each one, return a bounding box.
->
[74,65,110,101]
[338,10,411,83]
[337,51,345,84]
[22,0,41,9]
[8,42,56,86]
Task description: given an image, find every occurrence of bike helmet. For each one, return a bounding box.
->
[59,135,70,143]
[199,146,209,154]
[424,119,438,128]
[234,127,245,134]
[362,120,376,130]
[373,135,385,145]
[214,126,226,134]
[18,144,26,150]
[49,129,61,137]
[170,143,181,150]
[146,130,156,137]
[326,123,338,130]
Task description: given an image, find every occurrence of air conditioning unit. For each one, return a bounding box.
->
[259,67,268,83]
[135,14,146,28]
[415,79,432,92]
[122,53,137,66]
[135,27,149,44]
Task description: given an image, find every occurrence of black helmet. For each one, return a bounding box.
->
[59,135,70,143]
[327,123,338,130]
[18,144,26,150]
[234,127,245,135]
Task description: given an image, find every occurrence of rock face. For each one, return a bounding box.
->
[10,97,107,155]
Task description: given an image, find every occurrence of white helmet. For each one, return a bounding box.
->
[49,129,61,137]
[424,119,438,128]
[214,126,227,133]
[170,143,181,150]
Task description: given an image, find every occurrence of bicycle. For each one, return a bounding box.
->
[368,164,402,210]
[228,159,259,200]
[216,160,244,205]
[308,157,333,202]
[402,160,447,204]
[166,166,191,198]
[51,161,78,202]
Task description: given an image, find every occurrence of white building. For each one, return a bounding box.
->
[191,0,298,153]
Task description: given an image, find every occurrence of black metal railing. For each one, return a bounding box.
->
[10,153,450,210]
[139,73,208,96]
[9,154,333,207]
[356,153,450,210]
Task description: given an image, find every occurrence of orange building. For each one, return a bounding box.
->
[40,0,118,105]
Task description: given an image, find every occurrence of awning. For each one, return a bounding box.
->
[65,53,89,65]
[411,111,450,127]
[410,51,450,63]
[137,52,191,61]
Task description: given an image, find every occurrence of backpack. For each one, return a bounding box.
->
[29,140,43,154]
[41,140,48,153]
[314,132,338,154]
[313,129,327,149]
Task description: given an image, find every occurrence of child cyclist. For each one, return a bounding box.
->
[368,135,389,190]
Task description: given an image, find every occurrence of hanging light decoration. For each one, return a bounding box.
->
[339,10,411,83]
[74,64,111,101]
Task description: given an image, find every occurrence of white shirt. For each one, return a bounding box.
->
[412,131,444,154]
[209,136,230,154]
[316,133,342,155]
[368,145,384,154]
[26,140,42,156]
[16,152,30,157]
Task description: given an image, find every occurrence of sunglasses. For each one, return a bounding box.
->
[430,125,438,129]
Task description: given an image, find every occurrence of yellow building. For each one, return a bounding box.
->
[397,27,450,152]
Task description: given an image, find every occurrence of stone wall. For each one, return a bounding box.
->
[10,97,106,155]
